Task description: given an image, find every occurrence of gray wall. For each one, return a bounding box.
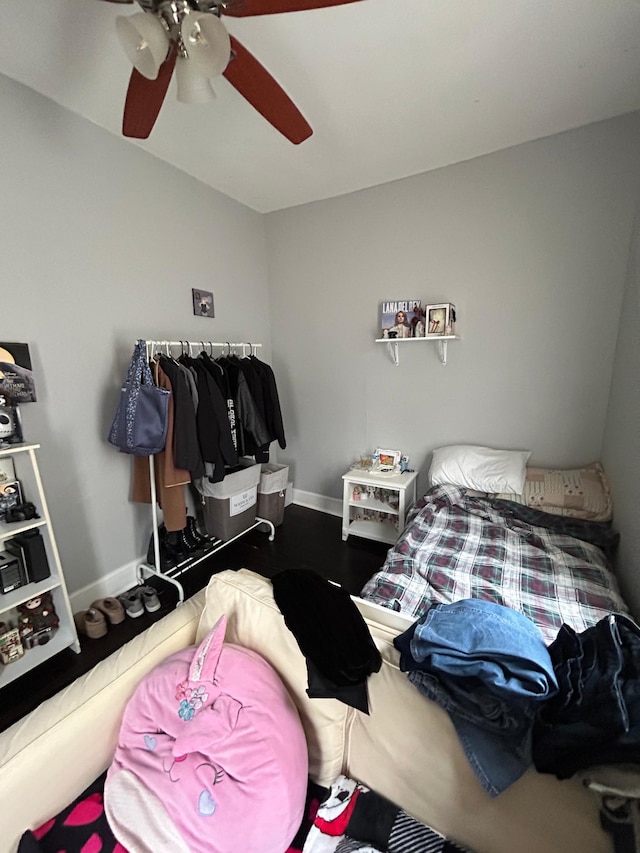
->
[602,204,640,615]
[265,112,640,502]
[0,74,271,595]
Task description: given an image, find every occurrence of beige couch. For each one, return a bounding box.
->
[0,569,611,853]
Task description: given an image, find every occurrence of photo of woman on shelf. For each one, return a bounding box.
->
[387,310,412,339]
[380,300,425,339]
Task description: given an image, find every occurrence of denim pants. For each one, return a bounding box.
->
[532,612,640,778]
[399,598,558,703]
[395,599,557,795]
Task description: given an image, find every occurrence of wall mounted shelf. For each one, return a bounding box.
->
[375,335,460,366]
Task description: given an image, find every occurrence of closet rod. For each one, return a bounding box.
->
[142,340,262,359]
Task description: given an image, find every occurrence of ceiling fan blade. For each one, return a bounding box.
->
[223,36,312,144]
[222,0,362,17]
[122,46,177,139]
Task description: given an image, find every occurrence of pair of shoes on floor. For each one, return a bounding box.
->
[146,517,212,570]
[73,596,126,640]
[118,585,161,619]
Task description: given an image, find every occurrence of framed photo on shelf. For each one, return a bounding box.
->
[426,303,456,336]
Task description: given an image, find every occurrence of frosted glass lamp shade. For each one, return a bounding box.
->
[181,13,231,78]
[115,13,170,80]
[176,58,217,103]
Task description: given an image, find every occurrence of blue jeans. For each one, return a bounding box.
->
[394,599,558,795]
[533,612,640,778]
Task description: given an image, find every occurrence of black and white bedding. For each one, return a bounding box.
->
[360,484,629,645]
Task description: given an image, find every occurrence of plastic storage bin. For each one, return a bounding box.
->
[199,461,261,542]
[257,463,289,528]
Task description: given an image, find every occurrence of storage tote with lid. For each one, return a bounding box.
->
[195,460,261,541]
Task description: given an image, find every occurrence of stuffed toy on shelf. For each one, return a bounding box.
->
[17,592,59,649]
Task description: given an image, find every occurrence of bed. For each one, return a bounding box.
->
[359,454,630,645]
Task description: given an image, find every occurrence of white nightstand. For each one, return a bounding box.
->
[341,468,419,544]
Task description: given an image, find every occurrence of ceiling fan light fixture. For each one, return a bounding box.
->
[181,12,231,78]
[175,57,217,103]
[115,13,170,80]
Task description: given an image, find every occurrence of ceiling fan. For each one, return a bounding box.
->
[99,0,362,143]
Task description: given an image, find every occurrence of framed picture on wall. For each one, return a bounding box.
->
[192,289,214,318]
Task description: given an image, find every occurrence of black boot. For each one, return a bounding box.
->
[178,527,204,557]
[164,530,191,564]
[186,515,212,548]
[146,527,175,571]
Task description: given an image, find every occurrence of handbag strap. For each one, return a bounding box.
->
[127,340,155,388]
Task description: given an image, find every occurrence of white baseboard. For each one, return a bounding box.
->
[292,488,341,518]
[70,558,141,612]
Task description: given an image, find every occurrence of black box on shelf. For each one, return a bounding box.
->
[0,550,27,594]
[5,529,50,583]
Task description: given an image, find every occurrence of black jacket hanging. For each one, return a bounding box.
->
[192,362,238,481]
[250,356,286,450]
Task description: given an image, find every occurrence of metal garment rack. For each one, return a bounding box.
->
[136,339,275,605]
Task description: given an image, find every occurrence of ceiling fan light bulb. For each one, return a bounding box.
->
[181,12,231,78]
[115,13,169,80]
[176,58,217,103]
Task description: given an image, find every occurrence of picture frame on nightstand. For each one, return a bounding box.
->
[373,448,402,473]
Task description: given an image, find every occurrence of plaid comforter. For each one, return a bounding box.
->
[360,484,629,645]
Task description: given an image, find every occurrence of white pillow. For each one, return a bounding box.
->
[429,445,531,494]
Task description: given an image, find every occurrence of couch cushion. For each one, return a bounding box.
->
[197,569,349,787]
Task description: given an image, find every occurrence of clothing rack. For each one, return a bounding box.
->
[136,338,275,605]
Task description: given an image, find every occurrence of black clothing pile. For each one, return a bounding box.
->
[271,569,382,713]
[533,612,640,778]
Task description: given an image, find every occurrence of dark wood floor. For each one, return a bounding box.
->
[0,505,389,733]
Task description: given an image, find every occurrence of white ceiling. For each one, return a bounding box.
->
[2,0,640,213]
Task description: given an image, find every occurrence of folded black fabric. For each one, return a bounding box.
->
[347,787,399,848]
[272,569,382,689]
[306,659,371,714]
